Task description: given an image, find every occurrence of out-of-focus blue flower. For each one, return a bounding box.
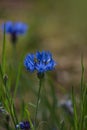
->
[24,51,56,75]
[2,21,28,35]
[2,21,28,44]
[16,121,30,130]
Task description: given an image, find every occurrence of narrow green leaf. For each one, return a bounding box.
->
[72,86,78,130]
[13,55,24,99]
[25,106,34,130]
[2,23,6,74]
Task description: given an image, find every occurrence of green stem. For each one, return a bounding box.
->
[2,23,6,74]
[1,23,6,101]
[79,55,84,130]
[34,79,42,130]
[4,80,16,128]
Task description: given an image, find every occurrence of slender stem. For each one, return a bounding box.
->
[79,55,84,130]
[4,80,16,127]
[34,79,42,130]
[1,23,6,102]
[2,23,6,74]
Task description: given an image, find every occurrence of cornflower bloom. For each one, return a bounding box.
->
[24,51,56,78]
[24,51,56,129]
[16,121,30,130]
[2,21,28,44]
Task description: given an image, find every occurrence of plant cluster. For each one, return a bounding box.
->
[0,21,87,130]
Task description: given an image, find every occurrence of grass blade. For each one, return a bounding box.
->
[2,23,6,74]
[72,86,78,130]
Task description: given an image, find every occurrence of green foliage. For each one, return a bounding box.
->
[0,22,87,130]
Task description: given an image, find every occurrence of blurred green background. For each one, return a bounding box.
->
[0,0,87,129]
[0,0,87,103]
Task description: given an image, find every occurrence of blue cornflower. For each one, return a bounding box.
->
[16,121,30,130]
[24,51,56,78]
[2,21,28,44]
[24,53,35,72]
[35,51,56,72]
